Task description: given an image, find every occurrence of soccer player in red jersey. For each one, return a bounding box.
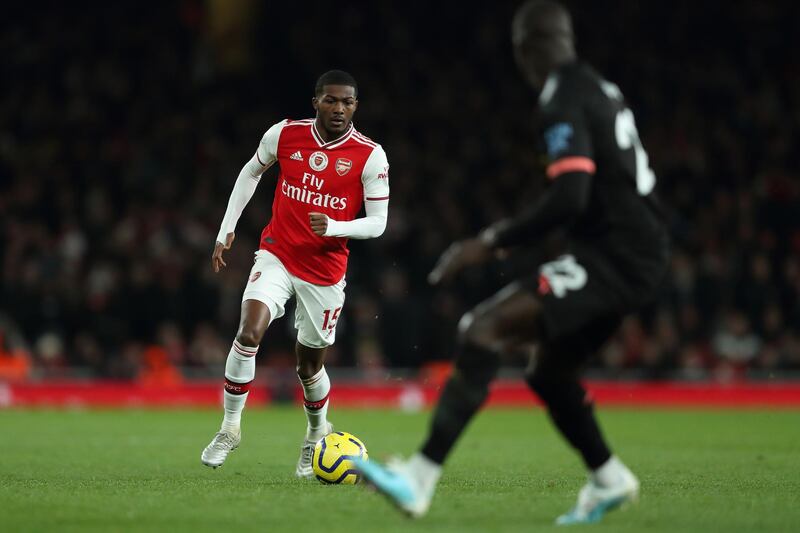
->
[201,70,390,476]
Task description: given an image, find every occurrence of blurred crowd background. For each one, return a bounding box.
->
[2,1,799,382]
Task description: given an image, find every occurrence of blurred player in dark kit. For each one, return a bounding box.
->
[356,0,668,524]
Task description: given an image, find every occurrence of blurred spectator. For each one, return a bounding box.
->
[138,345,183,387]
[0,320,32,382]
[707,310,762,384]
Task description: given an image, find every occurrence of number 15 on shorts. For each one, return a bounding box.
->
[322,307,342,332]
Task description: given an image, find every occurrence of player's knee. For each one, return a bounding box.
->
[457,310,498,352]
[453,340,501,392]
[235,328,264,349]
[297,359,322,379]
[457,310,475,339]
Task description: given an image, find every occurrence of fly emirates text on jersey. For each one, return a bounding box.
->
[281,172,349,210]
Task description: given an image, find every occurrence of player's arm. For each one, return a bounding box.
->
[309,146,389,239]
[482,169,592,250]
[212,120,283,272]
[486,84,595,249]
[429,168,592,284]
[430,80,593,284]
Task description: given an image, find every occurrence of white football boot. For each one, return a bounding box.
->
[556,463,640,525]
[353,456,436,518]
[201,430,241,468]
[295,422,334,478]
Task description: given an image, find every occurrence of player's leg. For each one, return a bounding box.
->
[356,282,542,516]
[291,276,345,477]
[527,331,614,476]
[222,300,271,431]
[202,251,293,468]
[529,337,639,524]
[296,342,332,442]
[524,252,640,523]
[420,283,541,464]
[201,300,269,468]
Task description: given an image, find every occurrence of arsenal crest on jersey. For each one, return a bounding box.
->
[335,158,352,176]
[309,151,328,171]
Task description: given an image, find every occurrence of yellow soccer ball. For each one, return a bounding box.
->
[312,431,368,484]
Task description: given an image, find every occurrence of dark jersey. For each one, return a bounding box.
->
[495,61,668,292]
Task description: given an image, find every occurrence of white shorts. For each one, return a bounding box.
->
[242,250,346,348]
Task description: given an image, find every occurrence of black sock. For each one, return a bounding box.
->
[420,344,499,464]
[527,374,611,469]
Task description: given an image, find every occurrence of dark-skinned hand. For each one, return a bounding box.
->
[211,232,235,273]
[309,212,329,236]
[428,238,492,285]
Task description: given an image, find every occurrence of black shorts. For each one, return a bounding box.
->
[521,243,665,348]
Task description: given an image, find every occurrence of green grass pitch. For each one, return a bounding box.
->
[1,407,799,532]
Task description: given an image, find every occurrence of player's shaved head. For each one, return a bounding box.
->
[315,70,358,98]
[512,0,576,89]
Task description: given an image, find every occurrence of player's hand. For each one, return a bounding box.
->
[212,232,235,273]
[309,212,329,236]
[428,238,492,285]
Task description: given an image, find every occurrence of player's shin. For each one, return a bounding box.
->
[299,366,331,441]
[221,340,257,434]
[357,343,498,517]
[526,371,611,469]
[420,343,500,465]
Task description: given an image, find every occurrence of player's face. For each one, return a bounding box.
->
[512,10,573,90]
[313,85,358,136]
[513,42,542,88]
[512,25,548,89]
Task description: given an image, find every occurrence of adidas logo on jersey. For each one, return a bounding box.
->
[290,151,303,161]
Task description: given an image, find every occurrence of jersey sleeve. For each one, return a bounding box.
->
[361,145,390,201]
[539,74,595,180]
[215,121,286,245]
[255,119,287,168]
[322,145,389,240]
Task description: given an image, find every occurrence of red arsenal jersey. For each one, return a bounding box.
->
[254,119,390,285]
